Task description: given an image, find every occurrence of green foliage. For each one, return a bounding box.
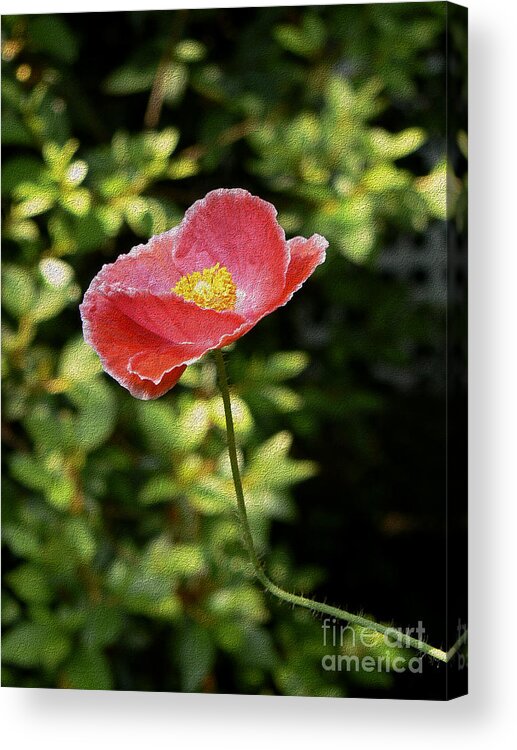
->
[2,5,461,696]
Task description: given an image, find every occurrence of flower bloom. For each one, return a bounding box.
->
[80,188,328,399]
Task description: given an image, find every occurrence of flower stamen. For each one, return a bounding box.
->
[173,263,237,312]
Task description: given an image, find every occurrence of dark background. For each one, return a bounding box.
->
[2,3,467,698]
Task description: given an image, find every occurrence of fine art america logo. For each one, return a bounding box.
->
[321,618,468,674]
[321,617,426,674]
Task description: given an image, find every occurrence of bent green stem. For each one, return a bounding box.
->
[214,349,466,664]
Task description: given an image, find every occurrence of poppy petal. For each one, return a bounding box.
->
[129,366,187,400]
[174,188,290,317]
[100,288,245,346]
[80,289,189,398]
[90,229,183,295]
[279,234,328,305]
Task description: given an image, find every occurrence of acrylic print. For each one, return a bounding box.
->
[1,2,468,700]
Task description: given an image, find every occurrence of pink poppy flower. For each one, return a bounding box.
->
[80,188,328,399]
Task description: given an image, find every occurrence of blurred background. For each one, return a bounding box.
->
[1,3,467,698]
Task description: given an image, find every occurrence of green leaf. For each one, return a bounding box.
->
[65,645,113,690]
[48,209,113,256]
[3,218,40,243]
[24,404,70,453]
[416,160,448,219]
[69,379,116,451]
[136,397,209,454]
[58,335,102,382]
[139,475,182,506]
[1,591,21,627]
[60,187,91,217]
[42,139,79,176]
[46,474,76,511]
[189,475,233,516]
[2,523,40,558]
[12,185,56,218]
[209,394,253,436]
[63,517,96,562]
[208,584,268,623]
[27,83,71,145]
[167,156,200,179]
[2,621,70,669]
[31,259,79,322]
[362,164,410,193]
[145,538,206,578]
[124,196,168,237]
[2,623,44,667]
[103,65,155,96]
[107,560,182,621]
[28,15,78,63]
[6,563,53,604]
[369,127,426,159]
[9,452,75,511]
[81,605,124,649]
[260,385,302,412]
[275,13,326,58]
[162,63,188,105]
[10,454,51,492]
[175,39,207,63]
[265,351,310,381]
[248,431,317,490]
[2,264,36,318]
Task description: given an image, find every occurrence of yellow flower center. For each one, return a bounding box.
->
[173,263,237,312]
